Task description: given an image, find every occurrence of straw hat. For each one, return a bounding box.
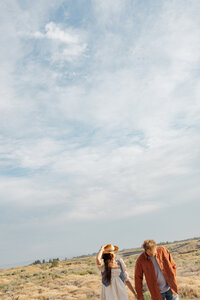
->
[103,244,119,254]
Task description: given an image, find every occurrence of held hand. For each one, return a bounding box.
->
[131,292,137,299]
[132,290,138,299]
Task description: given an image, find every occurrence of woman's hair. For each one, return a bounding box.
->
[102,253,114,284]
[142,239,156,251]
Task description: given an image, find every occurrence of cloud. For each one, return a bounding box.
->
[0,176,69,207]
[59,202,164,222]
[35,22,79,44]
[92,0,127,26]
[32,22,87,62]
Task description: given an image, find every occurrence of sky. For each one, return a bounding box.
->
[0,0,200,268]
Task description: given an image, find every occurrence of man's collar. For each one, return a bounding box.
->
[144,251,151,260]
[144,251,157,260]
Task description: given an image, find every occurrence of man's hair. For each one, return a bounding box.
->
[142,240,157,251]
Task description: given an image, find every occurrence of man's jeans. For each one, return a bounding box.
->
[161,289,179,300]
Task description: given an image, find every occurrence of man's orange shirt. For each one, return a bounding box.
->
[135,246,178,300]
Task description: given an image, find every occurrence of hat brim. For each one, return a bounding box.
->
[103,245,119,254]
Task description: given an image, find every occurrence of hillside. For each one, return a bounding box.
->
[0,238,199,299]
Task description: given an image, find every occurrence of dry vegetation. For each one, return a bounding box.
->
[0,238,199,300]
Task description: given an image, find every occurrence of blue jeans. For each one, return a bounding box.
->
[161,289,179,300]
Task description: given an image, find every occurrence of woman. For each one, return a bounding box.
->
[96,243,137,299]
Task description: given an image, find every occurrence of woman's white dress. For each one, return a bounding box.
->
[98,258,130,300]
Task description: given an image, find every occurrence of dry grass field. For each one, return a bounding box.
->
[0,238,199,300]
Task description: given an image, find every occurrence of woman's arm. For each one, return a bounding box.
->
[96,244,107,265]
[126,280,138,298]
[118,258,137,298]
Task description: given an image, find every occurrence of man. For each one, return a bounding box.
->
[135,240,179,300]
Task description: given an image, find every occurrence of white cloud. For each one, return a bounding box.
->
[0,176,68,207]
[33,22,87,62]
[93,0,126,26]
[59,202,164,222]
[33,22,79,44]
[45,22,79,44]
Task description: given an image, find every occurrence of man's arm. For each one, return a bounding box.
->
[169,251,177,276]
[166,248,177,276]
[135,258,144,300]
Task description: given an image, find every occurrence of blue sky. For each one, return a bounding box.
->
[0,0,200,268]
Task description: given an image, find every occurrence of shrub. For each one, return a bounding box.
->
[87,293,93,299]
[80,271,88,275]
[87,270,95,274]
[50,259,59,268]
[32,260,41,265]
[79,270,95,275]
[144,291,151,300]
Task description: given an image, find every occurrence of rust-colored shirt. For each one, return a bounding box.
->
[135,246,178,300]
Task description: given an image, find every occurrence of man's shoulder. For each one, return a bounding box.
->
[156,246,169,254]
[136,251,146,263]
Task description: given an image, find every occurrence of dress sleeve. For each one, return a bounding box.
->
[119,258,130,282]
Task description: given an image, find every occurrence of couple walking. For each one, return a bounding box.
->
[96,239,179,300]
